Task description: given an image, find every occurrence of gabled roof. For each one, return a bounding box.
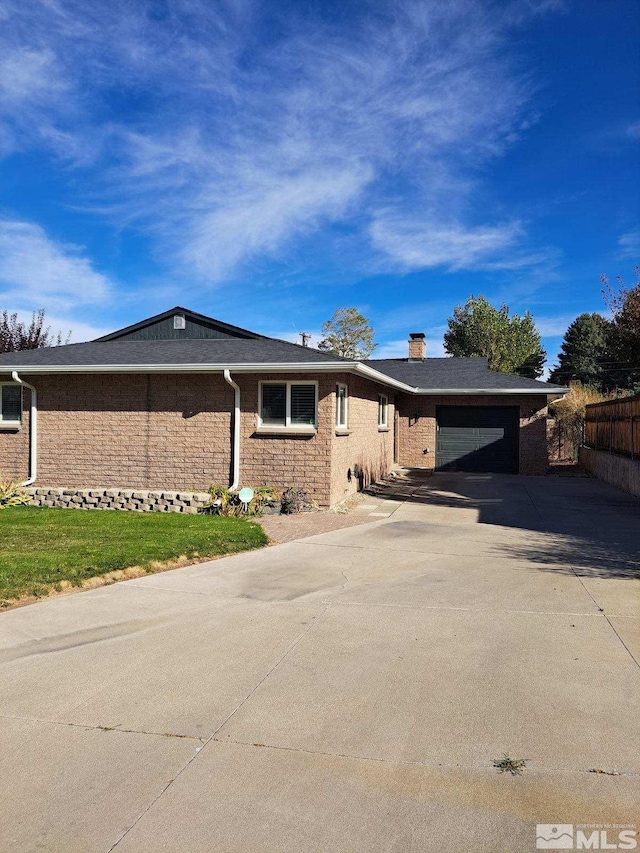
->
[0,336,347,367]
[94,306,266,342]
[367,357,567,394]
[0,306,568,395]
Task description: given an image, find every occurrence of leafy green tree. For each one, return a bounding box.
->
[0,309,69,353]
[601,265,640,390]
[443,295,546,378]
[318,308,377,359]
[549,313,613,390]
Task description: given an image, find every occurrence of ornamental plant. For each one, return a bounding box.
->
[0,479,29,510]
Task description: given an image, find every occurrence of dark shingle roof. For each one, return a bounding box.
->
[0,324,567,395]
[0,337,347,366]
[367,357,567,392]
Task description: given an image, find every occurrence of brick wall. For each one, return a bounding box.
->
[0,373,233,490]
[0,371,396,506]
[0,374,550,502]
[235,373,333,504]
[235,373,395,506]
[0,385,30,481]
[396,394,549,475]
[328,373,396,505]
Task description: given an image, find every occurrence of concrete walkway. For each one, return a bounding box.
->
[1,472,639,852]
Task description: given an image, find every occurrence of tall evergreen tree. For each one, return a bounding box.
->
[443,295,546,378]
[549,313,613,390]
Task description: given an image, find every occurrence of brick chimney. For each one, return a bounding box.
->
[408,332,426,361]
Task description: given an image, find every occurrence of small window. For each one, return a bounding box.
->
[173,314,186,330]
[259,382,317,430]
[378,393,388,429]
[261,383,287,426]
[0,384,22,428]
[336,384,348,429]
[291,384,316,426]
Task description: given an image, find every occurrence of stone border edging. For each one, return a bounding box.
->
[26,487,212,514]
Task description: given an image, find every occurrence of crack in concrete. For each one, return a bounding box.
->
[212,736,640,778]
[0,713,205,742]
[568,567,640,670]
[107,605,330,852]
[319,600,612,617]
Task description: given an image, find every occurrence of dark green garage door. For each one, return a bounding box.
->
[436,406,519,473]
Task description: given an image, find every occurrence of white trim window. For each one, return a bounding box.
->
[0,383,22,429]
[378,393,389,429]
[336,383,348,429]
[259,381,318,430]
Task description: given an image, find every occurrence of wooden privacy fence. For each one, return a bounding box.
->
[583,393,640,459]
[547,418,578,461]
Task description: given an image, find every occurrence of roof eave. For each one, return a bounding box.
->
[0,361,569,395]
[412,387,570,395]
[0,361,411,391]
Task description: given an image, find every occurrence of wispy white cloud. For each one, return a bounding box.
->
[369,214,525,272]
[0,219,111,313]
[626,121,640,140]
[0,0,559,281]
[6,309,111,344]
[535,314,577,337]
[618,230,640,259]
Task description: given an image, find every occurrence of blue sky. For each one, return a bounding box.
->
[0,0,638,367]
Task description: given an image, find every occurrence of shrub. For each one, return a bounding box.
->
[206,484,235,515]
[280,487,314,514]
[550,382,623,454]
[0,479,29,511]
[206,484,280,517]
[251,485,280,515]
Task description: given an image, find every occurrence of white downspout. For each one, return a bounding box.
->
[11,371,37,486]
[223,370,240,491]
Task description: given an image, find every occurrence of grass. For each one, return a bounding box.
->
[0,506,268,604]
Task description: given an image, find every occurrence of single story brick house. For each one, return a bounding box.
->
[0,307,567,507]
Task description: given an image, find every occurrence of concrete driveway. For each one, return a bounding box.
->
[1,472,639,852]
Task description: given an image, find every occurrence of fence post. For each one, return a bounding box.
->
[609,417,613,454]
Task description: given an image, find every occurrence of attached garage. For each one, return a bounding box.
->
[436,406,520,473]
[369,352,567,476]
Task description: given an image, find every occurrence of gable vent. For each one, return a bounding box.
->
[173,314,186,330]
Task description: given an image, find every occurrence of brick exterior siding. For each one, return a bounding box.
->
[234,373,395,506]
[396,393,549,475]
[0,371,396,507]
[0,373,550,506]
[328,374,395,505]
[0,373,233,491]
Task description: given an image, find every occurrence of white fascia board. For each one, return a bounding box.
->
[0,360,414,390]
[412,387,570,395]
[0,361,352,375]
[0,361,568,395]
[351,363,416,392]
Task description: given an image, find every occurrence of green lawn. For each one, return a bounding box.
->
[0,507,268,603]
